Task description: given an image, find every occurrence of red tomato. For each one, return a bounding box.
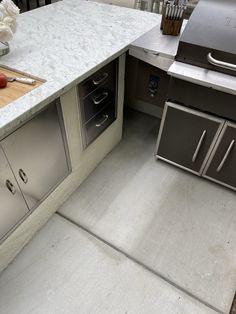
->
[0,73,7,88]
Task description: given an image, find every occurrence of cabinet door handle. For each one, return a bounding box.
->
[19,169,28,184]
[6,179,16,195]
[96,114,109,127]
[92,92,109,105]
[207,52,236,72]
[143,48,159,56]
[192,130,207,163]
[216,139,235,172]
[92,72,109,85]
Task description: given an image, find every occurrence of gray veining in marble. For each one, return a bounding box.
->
[0,0,160,138]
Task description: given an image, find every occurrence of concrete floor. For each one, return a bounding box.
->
[0,109,235,313]
[0,214,217,314]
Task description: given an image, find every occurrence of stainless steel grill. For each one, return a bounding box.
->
[176,0,236,76]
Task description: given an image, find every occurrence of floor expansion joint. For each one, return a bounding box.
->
[57,212,224,314]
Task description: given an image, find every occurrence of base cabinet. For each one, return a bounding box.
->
[203,122,236,190]
[1,102,70,210]
[0,147,29,240]
[156,103,224,174]
[0,100,70,242]
[156,102,236,190]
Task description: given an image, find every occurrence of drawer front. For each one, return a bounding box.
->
[80,60,116,98]
[203,122,236,190]
[156,102,224,174]
[82,87,115,123]
[84,104,116,147]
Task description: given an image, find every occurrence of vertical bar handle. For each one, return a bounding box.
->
[216,140,235,172]
[192,130,207,163]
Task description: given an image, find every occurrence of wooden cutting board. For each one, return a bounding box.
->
[0,66,44,108]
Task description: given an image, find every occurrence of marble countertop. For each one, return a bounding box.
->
[0,0,160,138]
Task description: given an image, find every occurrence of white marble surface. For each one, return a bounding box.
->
[0,0,159,139]
[169,61,236,96]
[0,214,217,314]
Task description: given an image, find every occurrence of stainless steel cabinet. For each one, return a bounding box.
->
[203,122,236,190]
[0,146,29,240]
[78,59,117,147]
[156,102,224,175]
[1,101,70,210]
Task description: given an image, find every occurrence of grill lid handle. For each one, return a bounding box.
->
[207,53,236,72]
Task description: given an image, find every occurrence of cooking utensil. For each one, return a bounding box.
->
[7,77,36,85]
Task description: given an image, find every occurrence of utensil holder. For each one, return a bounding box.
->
[161,16,183,35]
[160,4,185,36]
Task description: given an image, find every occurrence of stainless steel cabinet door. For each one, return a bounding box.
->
[1,102,70,210]
[156,102,224,174]
[203,122,236,190]
[0,146,29,241]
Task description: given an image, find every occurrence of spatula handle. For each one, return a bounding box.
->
[15,77,36,85]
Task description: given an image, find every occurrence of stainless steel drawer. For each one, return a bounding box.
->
[84,104,116,146]
[82,87,115,123]
[80,60,116,98]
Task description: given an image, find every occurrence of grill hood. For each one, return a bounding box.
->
[176,0,236,76]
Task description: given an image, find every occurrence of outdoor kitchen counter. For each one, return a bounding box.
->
[0,0,159,139]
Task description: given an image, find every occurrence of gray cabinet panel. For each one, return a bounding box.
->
[135,59,170,108]
[168,78,236,122]
[0,146,29,241]
[156,103,224,174]
[203,122,236,189]
[1,102,70,210]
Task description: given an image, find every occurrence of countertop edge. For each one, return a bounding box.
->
[0,46,129,140]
